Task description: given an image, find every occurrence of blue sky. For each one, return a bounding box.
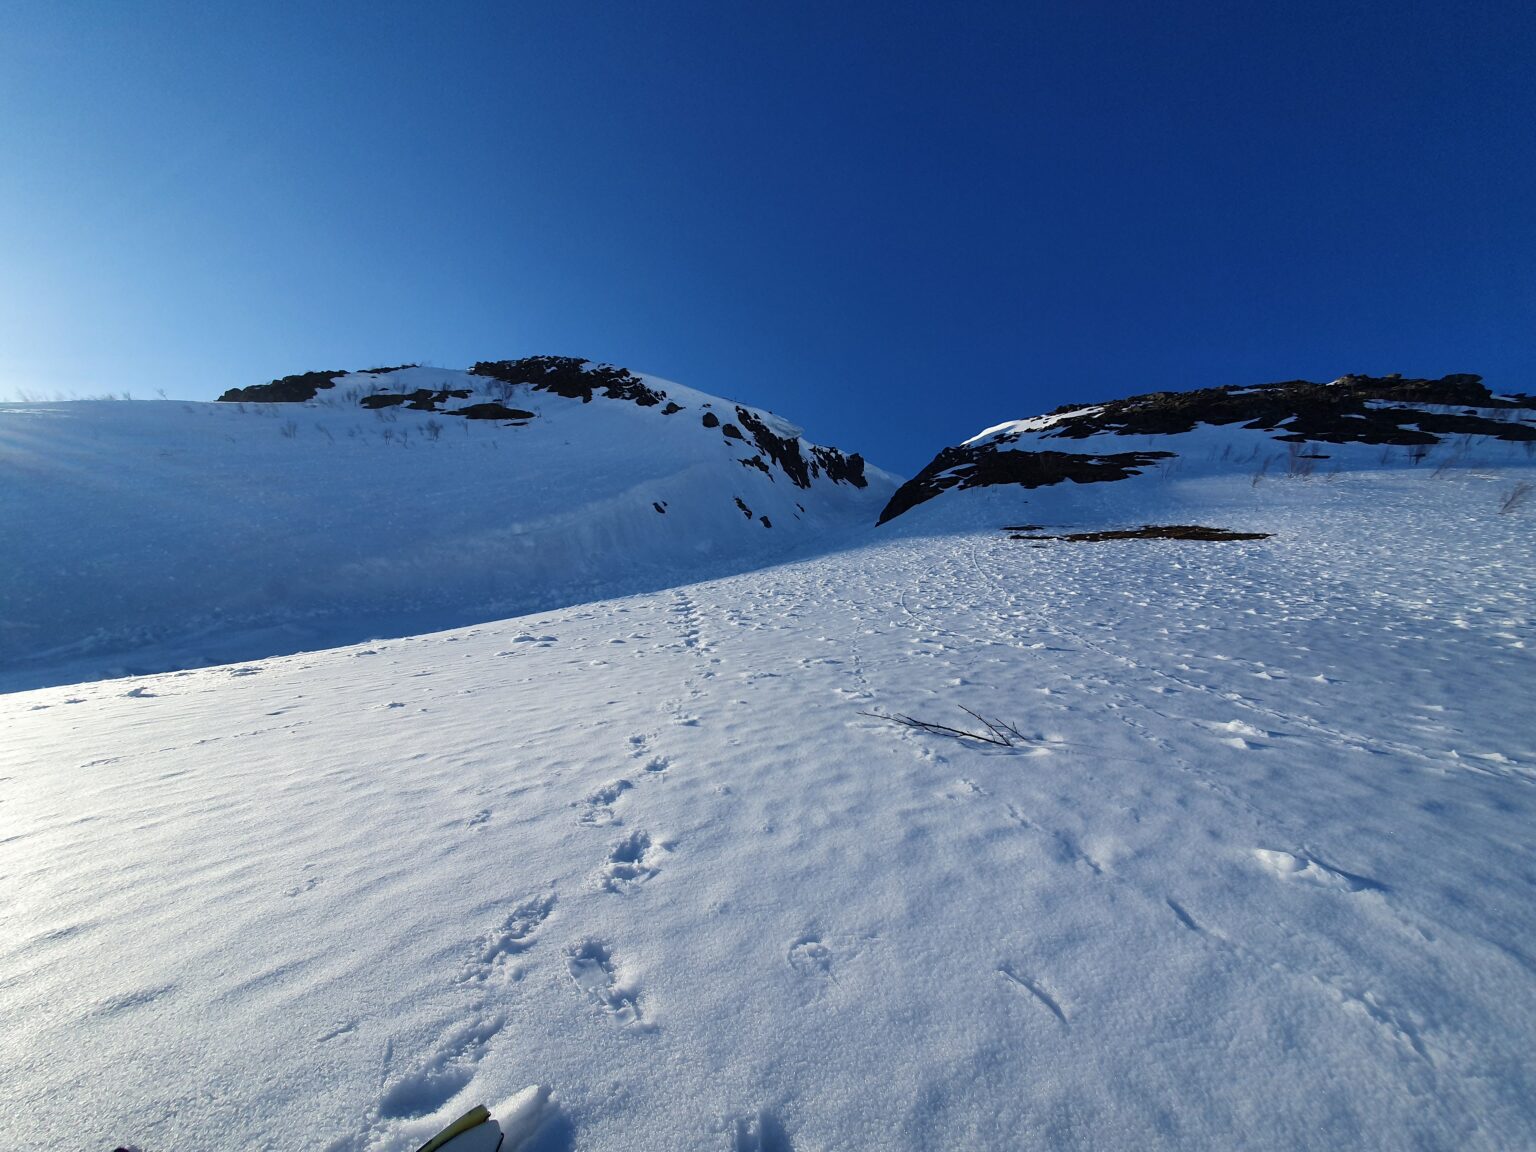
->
[2,1,1532,473]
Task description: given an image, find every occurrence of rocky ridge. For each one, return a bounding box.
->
[880,373,1536,524]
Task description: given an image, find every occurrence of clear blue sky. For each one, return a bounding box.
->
[2,1,1532,473]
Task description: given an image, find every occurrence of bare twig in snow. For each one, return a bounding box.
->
[859,707,1030,747]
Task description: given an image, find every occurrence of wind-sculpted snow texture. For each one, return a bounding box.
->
[0,361,893,691]
[880,373,1536,523]
[4,458,1536,1150]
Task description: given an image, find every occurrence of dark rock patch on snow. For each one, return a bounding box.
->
[360,388,474,411]
[470,356,667,407]
[452,402,536,422]
[732,407,868,490]
[218,370,347,404]
[879,449,1172,524]
[1042,373,1535,447]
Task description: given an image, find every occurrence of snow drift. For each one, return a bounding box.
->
[0,358,895,691]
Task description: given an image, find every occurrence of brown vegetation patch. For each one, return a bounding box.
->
[1009,524,1272,543]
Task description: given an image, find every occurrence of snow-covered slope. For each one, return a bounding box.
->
[878,372,1536,528]
[4,438,1535,1149]
[0,358,895,692]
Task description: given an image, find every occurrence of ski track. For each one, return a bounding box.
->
[3,475,1536,1149]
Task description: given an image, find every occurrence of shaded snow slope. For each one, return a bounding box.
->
[4,461,1535,1150]
[881,372,1536,525]
[0,363,896,692]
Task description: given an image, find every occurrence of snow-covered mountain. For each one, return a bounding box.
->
[0,357,895,692]
[4,368,1536,1150]
[879,372,1536,527]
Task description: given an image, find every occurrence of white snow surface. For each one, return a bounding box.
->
[0,370,895,692]
[5,442,1536,1149]
[962,406,1105,445]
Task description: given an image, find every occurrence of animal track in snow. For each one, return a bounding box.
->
[730,1110,795,1151]
[1165,895,1426,1061]
[939,777,987,800]
[1003,805,1104,876]
[376,1013,504,1119]
[565,939,644,1025]
[1253,849,1381,892]
[284,874,322,897]
[788,935,835,981]
[599,831,668,891]
[462,893,556,984]
[998,963,1068,1026]
[578,779,633,825]
[643,755,670,774]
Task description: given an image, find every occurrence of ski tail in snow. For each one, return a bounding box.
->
[414,1105,499,1152]
[413,1087,552,1152]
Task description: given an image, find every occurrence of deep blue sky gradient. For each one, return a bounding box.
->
[2,1,1532,472]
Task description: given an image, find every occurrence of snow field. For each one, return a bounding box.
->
[3,461,1535,1149]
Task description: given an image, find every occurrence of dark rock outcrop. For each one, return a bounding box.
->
[218,370,346,404]
[731,406,868,490]
[880,449,1172,525]
[880,372,1535,525]
[1042,373,1535,446]
[453,403,536,421]
[217,364,420,404]
[469,356,667,407]
[360,388,472,411]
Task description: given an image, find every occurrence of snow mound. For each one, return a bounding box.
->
[0,358,897,691]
